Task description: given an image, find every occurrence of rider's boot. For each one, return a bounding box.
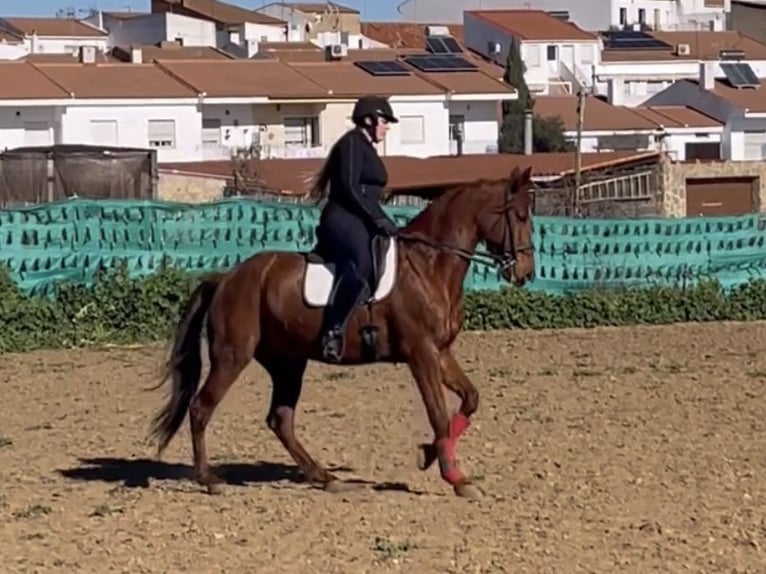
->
[320,268,370,363]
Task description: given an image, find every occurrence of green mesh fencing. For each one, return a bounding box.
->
[2,197,766,296]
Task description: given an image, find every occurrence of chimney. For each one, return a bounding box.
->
[699,62,715,91]
[523,109,533,155]
[130,47,142,63]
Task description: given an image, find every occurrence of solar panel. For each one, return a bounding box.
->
[721,62,760,88]
[403,55,478,72]
[426,35,463,54]
[354,60,411,77]
[601,29,671,50]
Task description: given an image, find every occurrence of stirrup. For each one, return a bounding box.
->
[321,328,344,363]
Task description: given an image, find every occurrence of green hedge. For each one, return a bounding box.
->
[2,262,766,353]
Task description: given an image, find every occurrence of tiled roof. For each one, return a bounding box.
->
[360,22,464,49]
[1,17,107,37]
[534,96,658,131]
[155,59,330,98]
[0,29,23,43]
[601,31,766,62]
[535,96,722,131]
[466,10,598,42]
[0,62,70,99]
[159,151,661,195]
[33,63,198,98]
[632,106,722,128]
[709,78,766,113]
[155,0,285,26]
[111,43,235,61]
[20,51,119,63]
[283,60,444,97]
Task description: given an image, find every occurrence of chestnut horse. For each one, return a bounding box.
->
[149,165,536,498]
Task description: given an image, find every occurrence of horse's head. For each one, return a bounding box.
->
[477,165,535,286]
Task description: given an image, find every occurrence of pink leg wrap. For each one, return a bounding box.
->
[436,438,465,485]
[449,412,470,441]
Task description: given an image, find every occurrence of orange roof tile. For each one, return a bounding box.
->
[1,17,107,37]
[0,29,23,43]
[159,151,661,194]
[156,59,329,98]
[466,10,597,42]
[0,62,69,99]
[632,106,722,128]
[709,79,766,113]
[32,62,198,99]
[155,0,285,26]
[534,96,658,131]
[284,61,444,97]
[360,22,464,49]
[20,51,118,63]
[111,44,234,61]
[601,31,766,62]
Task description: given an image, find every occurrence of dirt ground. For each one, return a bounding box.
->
[2,322,766,573]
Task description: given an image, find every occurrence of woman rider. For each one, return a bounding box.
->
[309,95,399,363]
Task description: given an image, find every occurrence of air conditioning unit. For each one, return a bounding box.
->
[425,25,450,36]
[676,43,691,56]
[325,43,347,59]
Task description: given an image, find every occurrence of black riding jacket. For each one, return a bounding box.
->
[324,128,393,231]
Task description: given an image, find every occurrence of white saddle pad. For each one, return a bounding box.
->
[303,239,397,307]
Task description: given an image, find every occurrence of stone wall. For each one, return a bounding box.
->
[157,172,226,203]
[660,158,766,217]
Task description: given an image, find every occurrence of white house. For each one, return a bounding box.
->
[643,62,766,160]
[463,10,600,95]
[534,95,723,159]
[0,17,109,56]
[89,11,218,48]
[595,30,766,107]
[396,0,729,31]
[0,58,514,162]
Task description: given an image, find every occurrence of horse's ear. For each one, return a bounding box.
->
[509,166,521,182]
[521,166,533,185]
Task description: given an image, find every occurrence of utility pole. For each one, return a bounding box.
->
[573,88,586,216]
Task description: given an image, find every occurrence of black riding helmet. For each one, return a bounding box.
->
[351,95,399,125]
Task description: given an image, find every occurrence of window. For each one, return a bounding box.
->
[524,45,540,66]
[449,115,465,141]
[90,120,118,146]
[148,119,176,148]
[619,7,627,26]
[546,45,557,61]
[283,116,319,147]
[399,115,425,144]
[638,8,645,24]
[202,118,221,147]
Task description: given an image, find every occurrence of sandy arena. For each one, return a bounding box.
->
[1,322,765,573]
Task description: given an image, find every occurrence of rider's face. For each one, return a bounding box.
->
[372,117,390,143]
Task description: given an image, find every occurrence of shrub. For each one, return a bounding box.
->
[2,263,766,353]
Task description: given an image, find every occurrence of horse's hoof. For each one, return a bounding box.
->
[206,482,225,495]
[416,443,437,471]
[323,479,363,494]
[453,482,482,499]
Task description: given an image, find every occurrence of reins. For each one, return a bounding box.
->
[396,231,532,269]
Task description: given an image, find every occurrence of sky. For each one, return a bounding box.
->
[2,0,402,21]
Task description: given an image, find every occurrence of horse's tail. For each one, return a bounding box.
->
[148,272,224,456]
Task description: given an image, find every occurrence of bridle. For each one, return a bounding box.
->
[397,190,534,278]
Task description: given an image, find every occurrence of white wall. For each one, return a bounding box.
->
[615,0,728,30]
[448,100,499,154]
[0,106,58,150]
[387,100,449,157]
[0,44,27,60]
[105,13,217,47]
[59,103,202,162]
[570,128,722,159]
[26,36,109,54]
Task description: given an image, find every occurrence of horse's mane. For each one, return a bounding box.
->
[402,176,510,234]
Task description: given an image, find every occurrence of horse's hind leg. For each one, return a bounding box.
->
[418,349,479,472]
[190,348,252,495]
[260,357,339,487]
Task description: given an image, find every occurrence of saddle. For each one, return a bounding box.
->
[302,234,397,308]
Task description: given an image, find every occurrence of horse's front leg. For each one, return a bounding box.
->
[407,343,480,498]
[417,349,478,473]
